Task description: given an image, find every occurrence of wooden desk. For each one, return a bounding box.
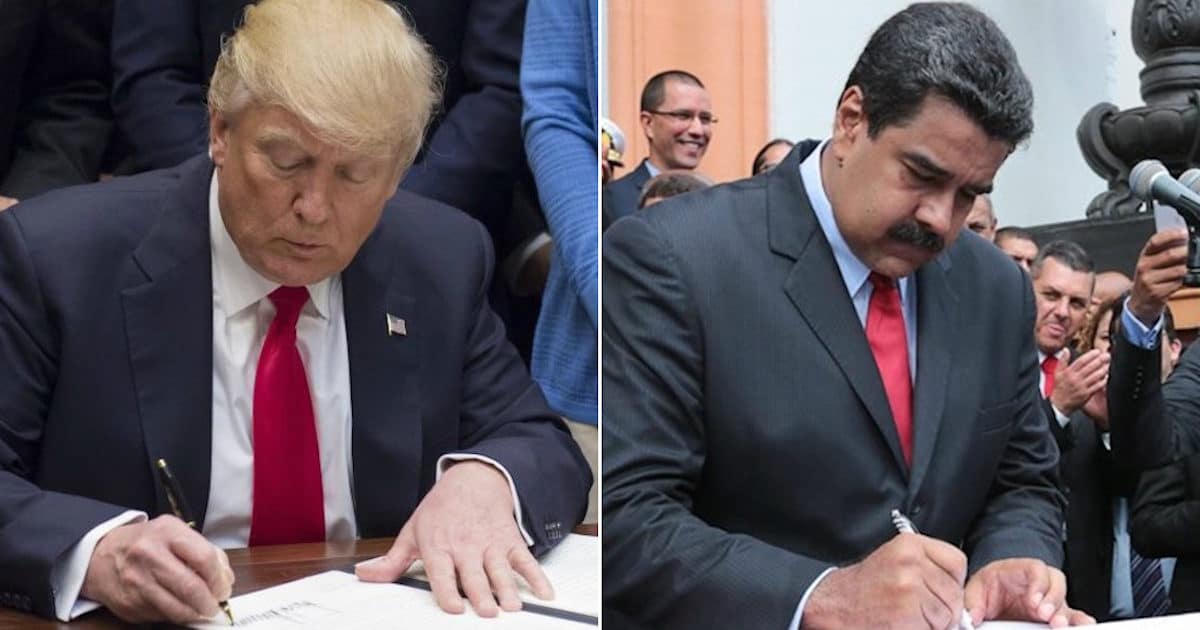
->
[0,525,597,629]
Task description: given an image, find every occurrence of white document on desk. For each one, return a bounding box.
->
[979,612,1200,629]
[190,533,598,629]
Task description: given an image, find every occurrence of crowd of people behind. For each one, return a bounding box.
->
[601,16,1200,626]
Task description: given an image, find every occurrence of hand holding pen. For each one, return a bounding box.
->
[892,510,975,630]
[78,462,237,626]
[799,510,969,629]
[156,459,236,625]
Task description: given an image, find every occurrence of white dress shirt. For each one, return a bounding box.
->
[789,140,919,630]
[48,173,530,620]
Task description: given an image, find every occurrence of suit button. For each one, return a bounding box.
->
[911,505,923,517]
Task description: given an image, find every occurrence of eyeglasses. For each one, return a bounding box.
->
[646,109,719,126]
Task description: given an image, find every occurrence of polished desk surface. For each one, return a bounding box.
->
[0,525,597,629]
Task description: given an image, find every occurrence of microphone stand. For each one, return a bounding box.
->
[1155,195,1200,287]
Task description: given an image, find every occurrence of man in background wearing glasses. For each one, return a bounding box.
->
[604,70,714,220]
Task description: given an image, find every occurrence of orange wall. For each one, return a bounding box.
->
[606,0,767,183]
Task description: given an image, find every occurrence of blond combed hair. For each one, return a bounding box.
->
[208,0,441,168]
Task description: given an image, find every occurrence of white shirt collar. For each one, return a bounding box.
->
[208,172,333,319]
[799,139,911,302]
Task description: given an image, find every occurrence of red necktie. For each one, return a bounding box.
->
[1041,354,1058,398]
[249,286,325,546]
[866,273,913,466]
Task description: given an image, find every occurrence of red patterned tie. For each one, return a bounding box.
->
[866,273,913,466]
[249,286,325,546]
[1041,354,1058,398]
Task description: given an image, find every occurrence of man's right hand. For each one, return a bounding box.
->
[1128,228,1189,327]
[0,196,17,211]
[1049,349,1109,416]
[802,532,968,630]
[80,515,234,624]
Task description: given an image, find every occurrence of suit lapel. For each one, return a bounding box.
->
[908,254,957,493]
[343,224,424,538]
[769,149,908,474]
[633,161,652,189]
[123,157,215,526]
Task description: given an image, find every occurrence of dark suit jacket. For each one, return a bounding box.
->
[1061,412,1128,621]
[1044,397,1077,455]
[110,0,527,234]
[1130,452,1200,613]
[602,144,1066,628]
[0,156,589,618]
[0,0,114,200]
[602,160,652,221]
[1108,331,1200,472]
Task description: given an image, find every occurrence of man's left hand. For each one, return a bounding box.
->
[355,461,553,617]
[964,558,1095,627]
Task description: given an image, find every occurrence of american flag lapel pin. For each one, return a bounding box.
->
[386,313,407,336]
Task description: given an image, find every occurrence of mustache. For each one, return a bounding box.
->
[887,219,944,253]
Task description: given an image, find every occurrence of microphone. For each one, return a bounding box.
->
[1130,159,1200,287]
[1179,167,1200,193]
[1130,159,1200,219]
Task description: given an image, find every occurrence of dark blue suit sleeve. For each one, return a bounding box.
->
[398,0,526,227]
[451,220,590,555]
[0,210,128,618]
[111,1,208,172]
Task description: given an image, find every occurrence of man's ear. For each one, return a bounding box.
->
[639,111,655,142]
[830,86,868,153]
[209,109,231,166]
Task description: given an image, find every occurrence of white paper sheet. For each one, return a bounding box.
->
[190,534,598,629]
[979,612,1200,629]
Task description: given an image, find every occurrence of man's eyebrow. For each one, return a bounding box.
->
[255,129,305,151]
[902,150,993,195]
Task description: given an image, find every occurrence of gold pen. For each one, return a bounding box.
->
[155,458,235,626]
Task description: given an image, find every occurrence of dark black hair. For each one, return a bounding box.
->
[994,226,1036,246]
[751,138,795,175]
[637,171,711,209]
[640,70,705,112]
[844,2,1033,147]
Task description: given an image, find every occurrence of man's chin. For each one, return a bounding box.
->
[874,253,931,278]
[256,257,337,288]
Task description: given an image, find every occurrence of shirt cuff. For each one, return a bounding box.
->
[788,566,836,630]
[436,454,534,547]
[1121,297,1164,349]
[1052,404,1071,429]
[49,510,147,621]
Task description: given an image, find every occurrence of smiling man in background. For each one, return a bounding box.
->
[604,70,713,220]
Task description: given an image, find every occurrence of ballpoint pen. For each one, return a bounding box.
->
[891,509,975,630]
[156,458,235,626]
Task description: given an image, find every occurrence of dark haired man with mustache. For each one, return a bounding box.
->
[603,3,1088,628]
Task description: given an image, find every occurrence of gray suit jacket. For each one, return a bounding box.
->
[603,160,652,222]
[601,144,1066,628]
